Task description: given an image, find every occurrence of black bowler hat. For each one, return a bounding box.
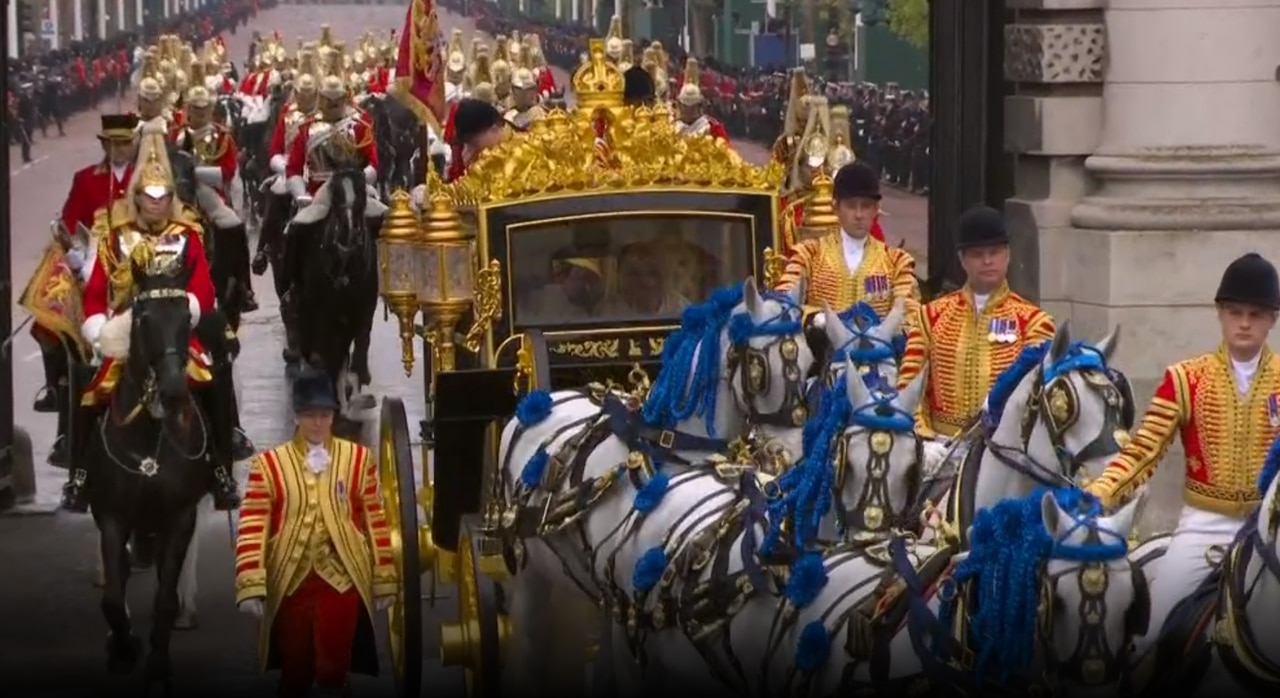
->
[1215,253,1280,310]
[98,113,139,141]
[292,367,340,413]
[623,65,655,105]
[955,205,1010,250]
[832,162,881,201]
[452,98,503,146]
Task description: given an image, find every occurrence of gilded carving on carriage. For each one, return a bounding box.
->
[548,338,620,359]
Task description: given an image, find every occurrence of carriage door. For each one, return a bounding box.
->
[927,0,1011,289]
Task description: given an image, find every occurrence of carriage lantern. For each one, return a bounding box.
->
[415,185,476,375]
[377,190,428,377]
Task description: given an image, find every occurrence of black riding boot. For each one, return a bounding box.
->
[33,343,65,413]
[61,403,104,512]
[224,223,258,312]
[196,313,243,510]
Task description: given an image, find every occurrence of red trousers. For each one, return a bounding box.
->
[275,573,360,696]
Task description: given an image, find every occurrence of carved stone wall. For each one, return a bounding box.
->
[1001,0,1105,302]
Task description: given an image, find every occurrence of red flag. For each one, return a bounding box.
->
[392,0,446,130]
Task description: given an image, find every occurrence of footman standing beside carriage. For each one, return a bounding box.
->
[898,206,1056,460]
[775,161,919,322]
[235,368,397,698]
[60,123,242,513]
[1085,253,1280,667]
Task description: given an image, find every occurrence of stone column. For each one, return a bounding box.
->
[73,0,84,40]
[49,0,61,49]
[117,0,125,31]
[1069,0,1280,381]
[134,0,142,29]
[1003,1,1106,308]
[7,0,17,58]
[98,0,107,38]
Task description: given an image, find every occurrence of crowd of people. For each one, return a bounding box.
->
[454,0,932,194]
[5,0,263,164]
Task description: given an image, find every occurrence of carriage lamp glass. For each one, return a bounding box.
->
[378,190,425,376]
[416,187,476,374]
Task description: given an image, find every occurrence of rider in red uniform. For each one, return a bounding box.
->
[444,98,504,182]
[673,59,730,144]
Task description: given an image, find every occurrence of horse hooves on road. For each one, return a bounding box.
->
[105,633,143,675]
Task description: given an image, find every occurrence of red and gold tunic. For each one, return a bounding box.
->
[776,232,919,320]
[1087,346,1280,517]
[174,123,239,201]
[285,111,379,195]
[898,283,1056,437]
[234,436,397,670]
[79,220,216,404]
[674,115,730,144]
[60,161,134,235]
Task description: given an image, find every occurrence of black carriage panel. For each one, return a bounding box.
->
[479,191,777,368]
[431,360,660,553]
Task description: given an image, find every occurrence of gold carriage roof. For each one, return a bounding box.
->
[444,40,783,208]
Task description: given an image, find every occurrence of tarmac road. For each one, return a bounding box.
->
[0,4,928,697]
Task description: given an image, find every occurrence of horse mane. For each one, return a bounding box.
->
[639,284,746,436]
[938,487,1127,683]
[985,341,1051,425]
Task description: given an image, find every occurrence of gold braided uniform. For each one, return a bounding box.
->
[898,283,1056,437]
[1086,346,1280,517]
[776,232,920,319]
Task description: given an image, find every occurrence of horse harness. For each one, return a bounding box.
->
[1213,501,1280,693]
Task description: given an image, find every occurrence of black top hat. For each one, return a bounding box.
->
[832,162,881,201]
[623,66,655,106]
[955,205,1010,250]
[98,113,139,141]
[452,98,503,147]
[292,367,340,413]
[1215,253,1280,310]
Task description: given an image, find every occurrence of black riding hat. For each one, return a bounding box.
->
[832,162,881,201]
[292,368,340,413]
[623,66,655,106]
[955,205,1010,250]
[453,98,503,147]
[1215,253,1280,310]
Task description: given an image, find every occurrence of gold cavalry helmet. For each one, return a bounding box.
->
[186,85,213,109]
[131,123,176,199]
[319,74,348,100]
[677,58,703,106]
[138,76,164,102]
[511,67,536,91]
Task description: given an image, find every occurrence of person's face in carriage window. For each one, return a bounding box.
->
[618,247,664,313]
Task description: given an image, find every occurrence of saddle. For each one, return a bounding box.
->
[1139,556,1224,693]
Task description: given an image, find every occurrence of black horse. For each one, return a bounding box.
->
[87,264,211,694]
[290,167,379,430]
[367,96,422,198]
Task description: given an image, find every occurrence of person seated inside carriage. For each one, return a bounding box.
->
[601,242,690,319]
[518,250,609,324]
[61,129,244,513]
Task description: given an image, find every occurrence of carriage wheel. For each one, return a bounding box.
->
[380,397,424,698]
[440,515,508,698]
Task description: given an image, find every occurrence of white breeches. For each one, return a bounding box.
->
[266,173,288,196]
[1134,505,1245,657]
[291,179,388,226]
[194,182,243,229]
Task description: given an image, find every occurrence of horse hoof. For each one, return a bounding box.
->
[105,633,142,675]
[174,611,199,630]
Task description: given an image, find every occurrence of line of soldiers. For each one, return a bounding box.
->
[779,159,1280,664]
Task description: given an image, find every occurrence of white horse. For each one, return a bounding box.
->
[497,278,815,695]
[812,299,906,394]
[924,324,1130,542]
[758,488,1148,697]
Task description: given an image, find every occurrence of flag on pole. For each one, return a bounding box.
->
[392,0,446,130]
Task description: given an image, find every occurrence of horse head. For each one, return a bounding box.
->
[978,323,1131,505]
[317,167,373,288]
[639,277,814,466]
[945,488,1146,692]
[166,146,199,209]
[818,298,906,393]
[125,254,195,423]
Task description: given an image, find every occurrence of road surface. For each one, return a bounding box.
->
[0,4,928,697]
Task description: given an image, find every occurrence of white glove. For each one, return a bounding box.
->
[238,598,265,618]
[296,194,314,207]
[64,248,86,272]
[374,595,395,611]
[810,312,827,330]
[921,439,951,479]
[286,176,308,200]
[410,184,426,210]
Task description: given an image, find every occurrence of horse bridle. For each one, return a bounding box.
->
[1037,558,1149,690]
[725,299,810,433]
[987,348,1135,488]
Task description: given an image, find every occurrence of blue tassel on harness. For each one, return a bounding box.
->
[516,389,553,427]
[519,448,550,490]
[785,551,828,609]
[633,546,668,592]
[795,620,832,673]
[633,471,670,514]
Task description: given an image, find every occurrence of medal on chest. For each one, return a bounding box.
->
[1268,393,1280,427]
[987,317,1017,344]
[862,273,889,299]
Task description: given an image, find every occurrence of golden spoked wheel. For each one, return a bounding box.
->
[441,514,508,698]
[379,397,424,698]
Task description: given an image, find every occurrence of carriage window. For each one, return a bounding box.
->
[509,214,755,327]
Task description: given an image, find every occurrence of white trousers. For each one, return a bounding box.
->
[1134,505,1245,657]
